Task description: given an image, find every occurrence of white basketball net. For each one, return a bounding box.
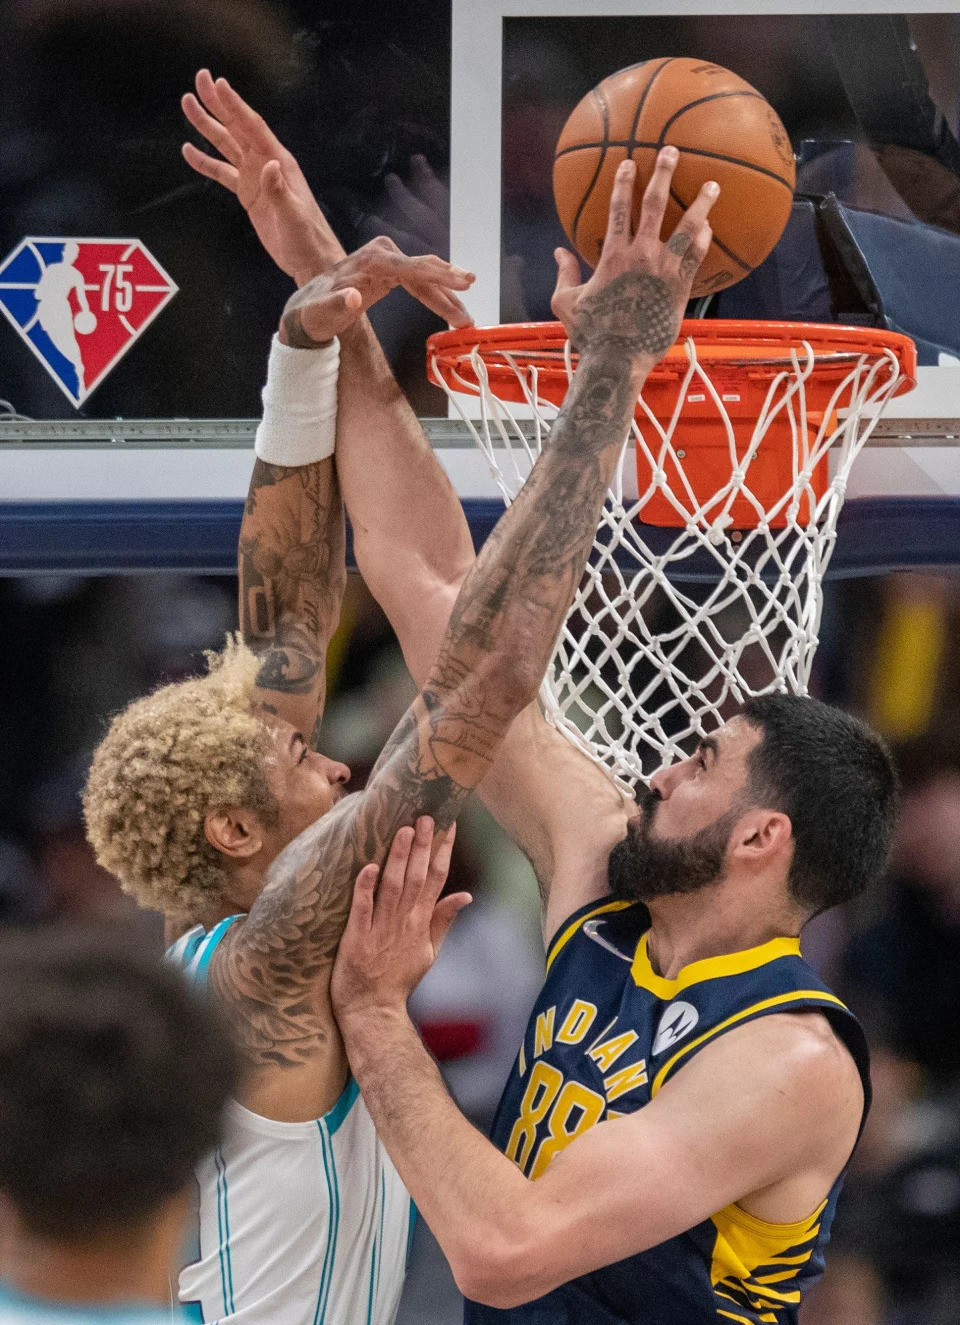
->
[435,332,905,788]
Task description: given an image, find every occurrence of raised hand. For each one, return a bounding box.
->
[551,148,717,365]
[182,69,343,284]
[331,818,468,1016]
[280,236,475,347]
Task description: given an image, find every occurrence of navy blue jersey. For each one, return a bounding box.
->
[466,898,870,1325]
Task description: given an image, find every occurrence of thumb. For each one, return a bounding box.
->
[430,892,472,953]
[261,160,309,225]
[299,286,363,340]
[552,248,580,298]
[261,159,287,197]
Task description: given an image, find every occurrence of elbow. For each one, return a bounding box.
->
[451,1234,550,1310]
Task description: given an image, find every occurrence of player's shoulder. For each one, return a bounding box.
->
[676,1005,865,1111]
[544,894,645,969]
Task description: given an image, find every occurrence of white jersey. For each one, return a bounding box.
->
[168,920,412,1325]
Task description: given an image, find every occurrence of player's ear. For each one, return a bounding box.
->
[205,806,265,860]
[731,808,792,864]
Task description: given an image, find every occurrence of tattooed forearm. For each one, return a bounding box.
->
[218,270,678,1068]
[252,647,321,695]
[239,457,346,735]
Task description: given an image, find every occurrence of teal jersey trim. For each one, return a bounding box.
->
[375,1170,386,1304]
[190,916,241,987]
[365,1232,378,1325]
[406,1202,418,1266]
[313,1121,341,1325]
[213,1146,236,1316]
[165,926,204,969]
[324,1077,359,1135]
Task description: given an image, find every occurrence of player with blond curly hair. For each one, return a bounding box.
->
[83,69,716,1325]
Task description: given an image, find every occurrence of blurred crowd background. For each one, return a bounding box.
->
[2,3,960,1323]
[1,568,959,1325]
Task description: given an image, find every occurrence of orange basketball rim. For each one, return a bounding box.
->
[428,319,917,530]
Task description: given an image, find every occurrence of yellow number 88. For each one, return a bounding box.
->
[506,1062,606,1178]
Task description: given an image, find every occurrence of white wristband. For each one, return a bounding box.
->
[254,334,340,467]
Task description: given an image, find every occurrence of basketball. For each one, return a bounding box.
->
[553,58,796,297]
[74,310,97,334]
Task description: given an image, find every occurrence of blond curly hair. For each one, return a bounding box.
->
[83,638,280,921]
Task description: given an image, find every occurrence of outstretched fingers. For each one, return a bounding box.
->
[372,825,416,925]
[400,817,436,911]
[348,864,379,937]
[408,254,475,290]
[666,179,719,259]
[395,254,475,327]
[426,823,456,908]
[601,158,638,255]
[182,91,242,165]
[679,221,713,281]
[635,145,679,241]
[194,69,230,123]
[181,141,239,192]
[212,75,284,156]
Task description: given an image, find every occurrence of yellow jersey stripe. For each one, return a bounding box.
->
[753,1268,804,1285]
[720,1287,778,1319]
[715,1194,827,1240]
[630,933,802,997]
[545,901,632,973]
[746,1284,802,1306]
[717,1310,756,1325]
[651,991,847,1096]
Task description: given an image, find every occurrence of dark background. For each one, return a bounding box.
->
[500,13,960,326]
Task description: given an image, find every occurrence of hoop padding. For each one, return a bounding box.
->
[429,320,916,786]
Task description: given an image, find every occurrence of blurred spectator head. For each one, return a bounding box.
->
[890,728,960,920]
[0,923,237,1244]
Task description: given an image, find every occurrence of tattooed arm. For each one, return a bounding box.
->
[181,70,628,933]
[240,247,472,746]
[212,154,716,1112]
[188,70,473,746]
[239,455,346,746]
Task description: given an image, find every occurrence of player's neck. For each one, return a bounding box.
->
[5,1200,183,1310]
[644,885,800,979]
[216,853,273,922]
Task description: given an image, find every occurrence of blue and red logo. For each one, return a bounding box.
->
[0,237,177,407]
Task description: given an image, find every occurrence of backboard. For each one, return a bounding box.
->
[1,0,959,572]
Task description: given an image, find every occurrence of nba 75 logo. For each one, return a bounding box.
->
[0,238,177,407]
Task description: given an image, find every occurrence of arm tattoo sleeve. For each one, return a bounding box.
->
[217,313,659,1068]
[239,457,347,744]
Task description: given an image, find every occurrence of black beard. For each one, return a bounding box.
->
[608,786,738,903]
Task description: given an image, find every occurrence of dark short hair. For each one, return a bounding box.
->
[0,924,238,1241]
[740,695,899,914]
